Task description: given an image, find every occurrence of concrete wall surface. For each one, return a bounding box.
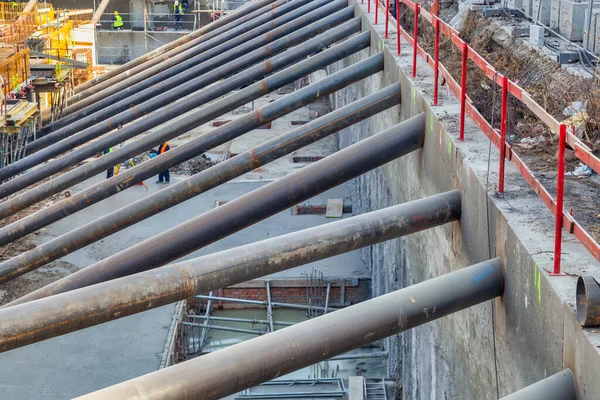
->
[326,2,600,399]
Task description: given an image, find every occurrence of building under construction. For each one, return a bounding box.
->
[0,0,599,399]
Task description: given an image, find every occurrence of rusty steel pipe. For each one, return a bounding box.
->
[500,369,577,400]
[0,83,401,283]
[0,191,461,352]
[77,258,503,399]
[31,0,319,145]
[61,0,311,118]
[0,26,367,224]
[74,0,278,95]
[8,112,424,306]
[0,3,352,185]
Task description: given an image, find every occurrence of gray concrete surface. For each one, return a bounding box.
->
[325,2,600,399]
[0,82,371,398]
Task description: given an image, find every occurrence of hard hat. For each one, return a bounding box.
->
[174,0,179,4]
[114,10,118,14]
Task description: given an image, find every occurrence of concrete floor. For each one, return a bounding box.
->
[0,89,371,398]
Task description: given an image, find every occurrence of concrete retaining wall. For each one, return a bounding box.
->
[326,2,600,399]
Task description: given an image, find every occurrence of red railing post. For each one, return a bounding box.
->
[458,41,467,141]
[375,0,379,24]
[551,124,567,276]
[396,0,401,55]
[385,0,390,38]
[433,17,440,105]
[368,0,371,14]
[498,75,508,193]
[412,4,419,78]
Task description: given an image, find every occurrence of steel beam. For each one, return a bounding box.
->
[0,25,367,222]
[500,369,577,400]
[76,258,503,399]
[0,190,460,350]
[36,0,330,141]
[6,113,425,307]
[74,0,278,94]
[194,295,339,312]
[1,3,351,183]
[0,82,400,286]
[61,0,310,117]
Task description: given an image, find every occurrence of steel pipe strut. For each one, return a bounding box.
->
[0,190,461,350]
[8,112,424,306]
[61,0,311,117]
[26,0,308,148]
[500,369,577,400]
[1,3,352,184]
[36,0,331,142]
[77,258,503,399]
[74,0,277,94]
[0,82,400,283]
[0,25,367,223]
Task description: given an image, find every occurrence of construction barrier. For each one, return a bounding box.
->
[367,0,600,273]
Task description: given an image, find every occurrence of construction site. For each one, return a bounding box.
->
[1,0,600,398]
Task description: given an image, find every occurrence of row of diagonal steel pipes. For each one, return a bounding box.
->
[0,0,579,397]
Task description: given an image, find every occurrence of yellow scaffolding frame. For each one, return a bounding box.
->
[0,48,29,91]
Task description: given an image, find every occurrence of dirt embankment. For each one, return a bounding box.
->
[403,7,600,241]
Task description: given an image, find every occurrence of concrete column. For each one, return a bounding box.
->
[349,376,365,400]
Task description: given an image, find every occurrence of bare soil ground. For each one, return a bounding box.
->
[403,6,600,241]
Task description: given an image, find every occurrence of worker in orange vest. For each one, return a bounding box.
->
[153,142,171,184]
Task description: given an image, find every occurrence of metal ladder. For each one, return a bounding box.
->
[364,379,387,400]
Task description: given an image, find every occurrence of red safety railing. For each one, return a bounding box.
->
[367,0,600,273]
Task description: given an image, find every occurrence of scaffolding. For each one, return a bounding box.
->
[0,2,37,45]
[0,48,29,92]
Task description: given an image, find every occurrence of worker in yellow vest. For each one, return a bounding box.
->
[113,11,124,30]
[173,1,184,30]
[103,147,115,179]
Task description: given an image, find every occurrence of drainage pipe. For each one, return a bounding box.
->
[194,295,339,312]
[61,0,309,117]
[74,0,278,94]
[77,258,503,399]
[0,81,399,286]
[36,0,326,140]
[2,3,351,184]
[0,190,460,350]
[500,369,577,400]
[0,26,367,223]
[180,322,265,336]
[186,315,295,327]
[7,112,424,307]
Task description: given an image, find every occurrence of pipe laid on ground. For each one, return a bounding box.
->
[1,3,351,185]
[0,24,367,224]
[31,0,296,143]
[500,369,577,400]
[77,258,503,399]
[0,190,460,350]
[194,295,340,312]
[7,112,424,307]
[74,0,277,94]
[61,0,309,117]
[0,80,399,283]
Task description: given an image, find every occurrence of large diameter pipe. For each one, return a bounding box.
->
[77,258,504,400]
[0,82,400,283]
[90,0,113,25]
[7,112,424,307]
[2,3,352,184]
[32,0,300,143]
[74,0,278,94]
[0,24,367,223]
[500,369,577,400]
[62,0,310,117]
[0,190,461,351]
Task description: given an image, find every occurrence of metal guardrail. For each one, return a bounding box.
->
[367,0,600,273]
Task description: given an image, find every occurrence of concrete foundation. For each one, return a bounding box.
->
[325,2,600,398]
